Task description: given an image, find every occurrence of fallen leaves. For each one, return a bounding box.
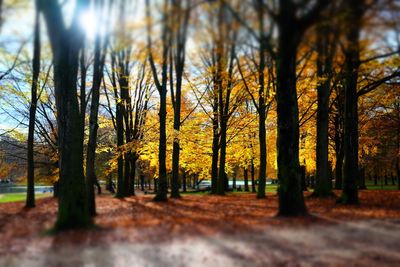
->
[0,190,399,257]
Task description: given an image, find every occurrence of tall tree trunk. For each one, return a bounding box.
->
[170,64,182,198]
[211,112,219,194]
[340,0,364,204]
[146,0,170,202]
[257,105,267,198]
[113,64,125,198]
[86,25,107,216]
[80,48,86,135]
[120,74,132,197]
[217,119,227,195]
[40,0,91,230]
[154,83,168,201]
[314,23,333,197]
[275,3,307,216]
[170,1,190,198]
[256,0,267,199]
[26,6,41,209]
[334,113,344,189]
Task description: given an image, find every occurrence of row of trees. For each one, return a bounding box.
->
[0,0,398,230]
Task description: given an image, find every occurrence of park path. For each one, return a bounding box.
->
[1,218,400,267]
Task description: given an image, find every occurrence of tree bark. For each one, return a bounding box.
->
[26,6,41,209]
[217,119,228,195]
[244,167,249,192]
[251,158,256,193]
[275,2,307,216]
[340,0,364,204]
[211,111,219,194]
[315,22,333,197]
[146,0,169,202]
[86,22,107,216]
[170,1,190,199]
[112,54,125,198]
[334,113,344,189]
[39,0,91,230]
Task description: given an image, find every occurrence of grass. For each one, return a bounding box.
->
[366,184,398,190]
[181,184,279,195]
[0,193,52,203]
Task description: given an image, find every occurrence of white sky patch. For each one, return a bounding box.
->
[79,9,97,41]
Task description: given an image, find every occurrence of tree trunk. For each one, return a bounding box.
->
[26,7,41,209]
[251,158,256,193]
[315,23,333,197]
[300,165,307,191]
[129,156,137,195]
[40,0,91,230]
[233,169,237,189]
[113,61,125,198]
[170,3,189,198]
[257,104,267,198]
[211,109,219,194]
[244,167,249,192]
[275,7,307,216]
[182,171,187,192]
[334,113,344,190]
[154,85,168,201]
[86,28,106,216]
[340,0,364,204]
[359,167,366,189]
[217,119,227,195]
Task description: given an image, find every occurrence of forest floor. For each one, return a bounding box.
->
[0,190,399,266]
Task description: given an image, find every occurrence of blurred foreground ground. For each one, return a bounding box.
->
[0,191,399,266]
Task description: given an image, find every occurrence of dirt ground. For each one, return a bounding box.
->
[0,190,399,266]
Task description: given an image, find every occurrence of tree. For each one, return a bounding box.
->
[38,0,91,230]
[169,0,191,199]
[274,0,329,216]
[146,0,171,201]
[313,8,337,198]
[236,1,275,198]
[26,0,41,208]
[86,0,109,216]
[212,1,241,195]
[338,0,365,204]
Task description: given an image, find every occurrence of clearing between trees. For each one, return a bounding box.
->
[0,191,399,266]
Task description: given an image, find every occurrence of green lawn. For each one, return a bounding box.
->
[181,184,279,195]
[365,184,398,190]
[0,193,52,203]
